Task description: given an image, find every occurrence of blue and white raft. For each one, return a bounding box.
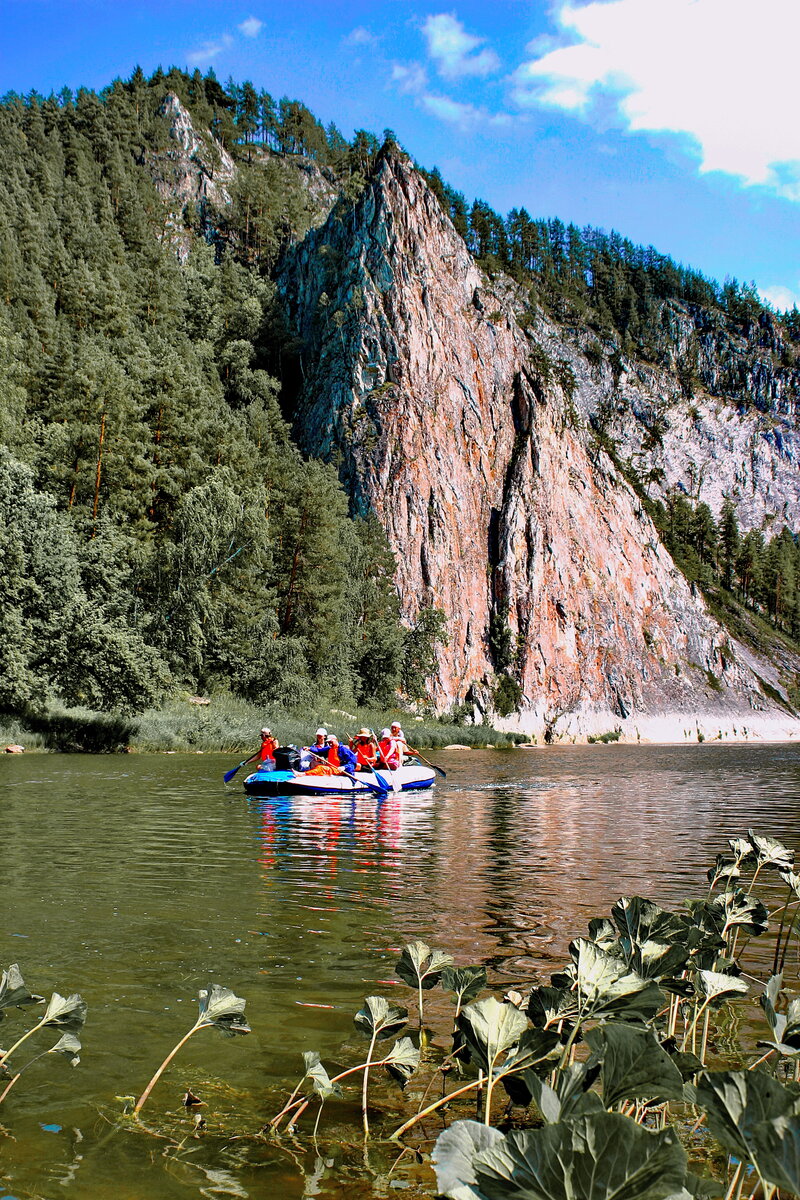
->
[243,756,436,797]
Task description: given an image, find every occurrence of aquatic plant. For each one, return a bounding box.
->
[272,829,800,1200]
[0,966,85,1109]
[134,984,250,1116]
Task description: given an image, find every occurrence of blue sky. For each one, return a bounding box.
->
[5,0,800,308]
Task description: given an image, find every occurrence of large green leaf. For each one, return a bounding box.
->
[0,964,43,1017]
[749,1112,800,1192]
[611,897,688,947]
[383,1035,420,1086]
[353,995,408,1041]
[42,992,87,1033]
[442,966,488,1009]
[395,940,454,992]
[748,831,794,873]
[586,1024,685,1108]
[458,997,528,1074]
[566,940,665,1023]
[472,1112,688,1200]
[302,1051,341,1100]
[707,855,741,891]
[728,837,757,865]
[694,971,749,1004]
[432,1119,504,1200]
[197,985,250,1036]
[527,985,578,1031]
[687,1069,796,1161]
[520,1062,604,1123]
[711,890,769,938]
[48,1031,81,1066]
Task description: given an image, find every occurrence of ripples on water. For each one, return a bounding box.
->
[2,744,800,1197]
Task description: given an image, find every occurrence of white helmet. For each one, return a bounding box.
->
[315,727,327,738]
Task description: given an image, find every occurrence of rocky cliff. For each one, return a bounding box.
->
[279,151,800,740]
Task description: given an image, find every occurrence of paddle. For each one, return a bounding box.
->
[406,745,447,778]
[223,752,258,784]
[307,749,388,797]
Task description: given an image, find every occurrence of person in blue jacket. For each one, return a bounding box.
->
[326,734,357,773]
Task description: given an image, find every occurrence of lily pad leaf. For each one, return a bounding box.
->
[197,985,250,1035]
[395,940,454,991]
[586,1024,685,1109]
[384,1035,420,1086]
[302,1051,341,1100]
[695,971,749,1004]
[688,1069,796,1160]
[42,993,87,1033]
[472,1112,688,1200]
[432,1119,503,1200]
[748,831,794,872]
[0,964,44,1017]
[779,869,800,899]
[353,995,408,1041]
[48,1032,81,1066]
[458,997,528,1074]
[442,966,488,1008]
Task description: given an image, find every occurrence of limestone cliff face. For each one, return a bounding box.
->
[279,152,797,736]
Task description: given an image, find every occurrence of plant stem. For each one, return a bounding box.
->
[134,1021,202,1116]
[391,1074,487,1140]
[0,1016,47,1066]
[724,1160,745,1200]
[362,1030,378,1137]
[484,1063,495,1127]
[0,1072,21,1106]
[700,1008,711,1065]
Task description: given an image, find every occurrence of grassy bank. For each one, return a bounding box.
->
[1,694,528,754]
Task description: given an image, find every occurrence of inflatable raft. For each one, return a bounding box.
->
[243,763,436,797]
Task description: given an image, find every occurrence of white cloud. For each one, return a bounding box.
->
[391,62,428,95]
[187,34,234,65]
[238,17,263,38]
[344,26,379,47]
[419,93,511,129]
[760,284,800,312]
[422,13,500,80]
[510,0,800,200]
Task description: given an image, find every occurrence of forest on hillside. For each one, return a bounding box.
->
[1,65,799,728]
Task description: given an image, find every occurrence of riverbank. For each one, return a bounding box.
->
[0,694,526,754]
[498,701,800,744]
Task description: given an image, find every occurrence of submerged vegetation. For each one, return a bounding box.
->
[7,830,800,1198]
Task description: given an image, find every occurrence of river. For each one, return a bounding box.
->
[2,744,800,1198]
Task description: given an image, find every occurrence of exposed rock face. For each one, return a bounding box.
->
[152,94,235,258]
[279,152,799,737]
[551,328,800,535]
[151,95,340,263]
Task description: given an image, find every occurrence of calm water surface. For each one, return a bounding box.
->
[2,744,800,1198]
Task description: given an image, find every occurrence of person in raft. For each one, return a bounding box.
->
[305,734,357,776]
[303,728,328,766]
[350,728,378,771]
[378,727,400,769]
[380,722,412,768]
[247,727,278,771]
